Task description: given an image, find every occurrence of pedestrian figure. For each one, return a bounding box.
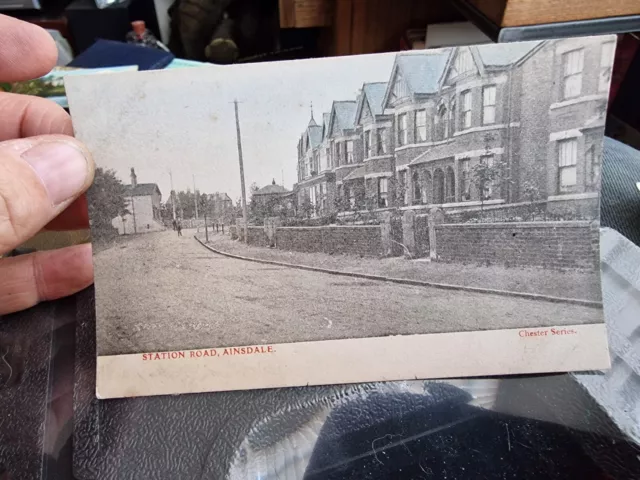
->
[177,221,182,237]
[172,219,177,231]
[216,223,219,232]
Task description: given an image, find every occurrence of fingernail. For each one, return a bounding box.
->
[22,142,88,206]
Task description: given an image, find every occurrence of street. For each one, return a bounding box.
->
[94,230,603,356]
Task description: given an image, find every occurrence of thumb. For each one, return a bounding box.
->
[0,134,94,254]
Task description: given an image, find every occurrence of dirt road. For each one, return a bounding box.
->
[94,230,602,355]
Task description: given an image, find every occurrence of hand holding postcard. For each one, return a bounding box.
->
[65,36,613,399]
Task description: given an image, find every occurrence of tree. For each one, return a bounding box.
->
[87,168,129,241]
[521,180,542,220]
[299,197,314,219]
[234,197,243,218]
[470,133,509,213]
[176,189,197,219]
[334,194,349,214]
[198,193,211,240]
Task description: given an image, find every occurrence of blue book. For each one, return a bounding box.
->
[69,39,174,71]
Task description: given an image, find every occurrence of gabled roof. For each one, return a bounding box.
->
[254,182,291,196]
[124,183,161,197]
[381,51,451,109]
[322,112,331,140]
[307,125,323,148]
[382,42,542,110]
[397,51,452,95]
[355,82,388,125]
[329,100,357,137]
[363,82,387,115]
[475,41,541,67]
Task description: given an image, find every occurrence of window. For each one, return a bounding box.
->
[449,100,456,133]
[412,171,422,203]
[391,72,408,102]
[309,185,316,207]
[587,145,600,189]
[563,49,584,99]
[415,109,427,142]
[320,182,327,211]
[364,131,372,159]
[346,141,354,164]
[558,139,577,191]
[480,154,495,197]
[398,170,408,205]
[378,178,388,208]
[461,90,472,129]
[599,42,615,92]
[335,142,342,165]
[460,158,471,200]
[327,147,332,169]
[376,128,388,155]
[445,167,455,203]
[435,105,448,141]
[454,49,473,76]
[482,86,496,125]
[397,114,408,146]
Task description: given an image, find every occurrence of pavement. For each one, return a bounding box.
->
[201,231,602,302]
[94,229,603,356]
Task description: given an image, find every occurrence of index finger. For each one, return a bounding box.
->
[0,15,58,82]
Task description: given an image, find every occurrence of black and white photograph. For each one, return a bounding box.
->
[66,35,613,398]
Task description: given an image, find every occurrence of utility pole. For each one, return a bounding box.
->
[169,169,176,221]
[130,195,137,233]
[234,99,249,243]
[192,174,199,220]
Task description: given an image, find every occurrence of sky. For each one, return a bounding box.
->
[66,53,397,203]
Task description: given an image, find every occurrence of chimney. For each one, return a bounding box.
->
[130,167,137,187]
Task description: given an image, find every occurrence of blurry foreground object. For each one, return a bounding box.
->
[126,20,171,51]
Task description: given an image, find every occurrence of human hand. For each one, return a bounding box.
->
[0,15,95,316]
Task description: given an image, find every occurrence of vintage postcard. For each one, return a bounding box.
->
[66,35,613,399]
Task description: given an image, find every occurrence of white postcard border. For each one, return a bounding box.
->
[97,323,609,399]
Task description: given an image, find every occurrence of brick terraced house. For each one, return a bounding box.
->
[294,36,612,219]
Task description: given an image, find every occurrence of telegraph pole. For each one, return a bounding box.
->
[130,195,137,233]
[192,174,199,220]
[169,169,177,221]
[234,99,249,243]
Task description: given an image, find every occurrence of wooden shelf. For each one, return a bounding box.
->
[452,0,640,42]
[279,0,640,56]
[465,0,640,28]
[279,0,333,28]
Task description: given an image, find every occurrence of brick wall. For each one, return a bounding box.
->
[275,226,383,256]
[435,221,598,270]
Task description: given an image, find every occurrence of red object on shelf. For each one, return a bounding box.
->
[132,20,146,37]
